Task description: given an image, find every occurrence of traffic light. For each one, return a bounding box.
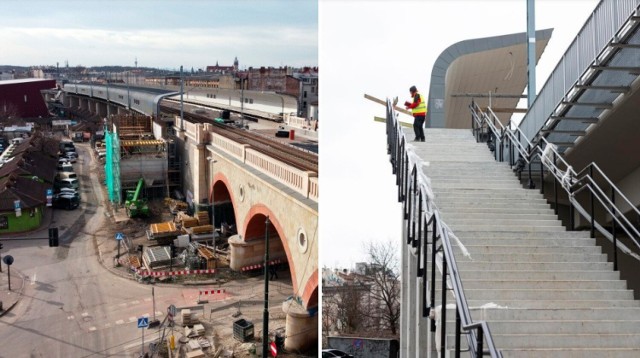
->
[48,227,59,247]
[0,242,3,250]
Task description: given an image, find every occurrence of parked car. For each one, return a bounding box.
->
[52,193,80,210]
[57,162,73,172]
[322,349,354,358]
[56,187,79,196]
[59,140,75,152]
[55,177,79,190]
[63,152,77,163]
[56,172,78,181]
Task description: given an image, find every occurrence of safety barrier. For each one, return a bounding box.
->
[240,259,283,272]
[136,268,217,277]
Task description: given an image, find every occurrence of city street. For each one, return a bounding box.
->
[0,141,295,357]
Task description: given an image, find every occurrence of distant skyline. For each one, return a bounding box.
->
[2,0,317,70]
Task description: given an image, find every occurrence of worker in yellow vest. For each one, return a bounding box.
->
[404,85,427,142]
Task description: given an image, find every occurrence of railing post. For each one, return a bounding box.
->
[477,326,485,358]
[422,215,429,318]
[455,309,462,358]
[412,169,418,248]
[612,189,618,271]
[527,153,534,189]
[441,258,447,358]
[569,172,575,231]
[553,152,558,215]
[540,155,545,195]
[430,217,437,332]
[417,192,423,272]
[590,166,595,239]
[406,166,413,240]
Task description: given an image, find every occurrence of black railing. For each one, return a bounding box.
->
[387,100,502,358]
[470,101,640,271]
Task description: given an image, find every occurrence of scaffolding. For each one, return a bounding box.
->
[105,123,122,204]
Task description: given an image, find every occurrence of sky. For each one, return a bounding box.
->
[319,0,601,269]
[2,0,317,69]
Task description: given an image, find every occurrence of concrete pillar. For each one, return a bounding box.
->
[282,299,317,352]
[80,98,88,111]
[97,102,107,117]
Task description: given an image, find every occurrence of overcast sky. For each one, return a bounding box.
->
[2,0,317,69]
[319,0,600,269]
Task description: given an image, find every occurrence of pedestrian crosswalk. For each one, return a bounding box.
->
[64,298,166,333]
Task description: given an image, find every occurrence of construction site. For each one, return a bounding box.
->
[95,114,232,276]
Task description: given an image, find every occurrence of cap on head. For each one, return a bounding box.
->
[409,85,417,93]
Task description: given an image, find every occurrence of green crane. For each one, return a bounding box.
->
[125,178,150,217]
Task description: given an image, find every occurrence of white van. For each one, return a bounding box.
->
[55,178,79,190]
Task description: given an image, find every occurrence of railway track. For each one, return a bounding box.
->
[160,105,318,173]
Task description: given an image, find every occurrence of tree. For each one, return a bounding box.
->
[363,240,401,336]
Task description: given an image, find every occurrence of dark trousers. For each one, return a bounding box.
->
[413,115,425,141]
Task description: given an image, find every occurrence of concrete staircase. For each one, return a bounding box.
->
[408,128,640,357]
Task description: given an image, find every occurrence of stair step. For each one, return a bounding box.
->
[452,238,596,247]
[452,245,601,255]
[456,261,613,271]
[461,288,634,301]
[437,198,550,206]
[457,270,619,281]
[439,207,555,215]
[463,299,640,309]
[453,231,590,239]
[454,252,607,263]
[436,279,626,290]
[492,348,640,358]
[449,225,566,232]
[458,333,640,349]
[433,189,543,198]
[444,213,559,221]
[443,319,640,335]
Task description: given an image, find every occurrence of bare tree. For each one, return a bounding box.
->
[363,240,401,336]
[322,273,369,337]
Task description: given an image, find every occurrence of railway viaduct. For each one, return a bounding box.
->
[59,84,318,351]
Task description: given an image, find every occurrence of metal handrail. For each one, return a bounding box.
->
[388,99,502,358]
[470,103,640,269]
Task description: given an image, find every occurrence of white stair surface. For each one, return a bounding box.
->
[407,128,640,357]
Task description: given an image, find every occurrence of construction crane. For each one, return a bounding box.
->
[125,178,150,217]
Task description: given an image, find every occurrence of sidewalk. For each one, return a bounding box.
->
[0,267,25,317]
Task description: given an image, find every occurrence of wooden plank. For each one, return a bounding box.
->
[364,93,413,116]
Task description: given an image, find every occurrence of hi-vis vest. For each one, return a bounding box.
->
[412,93,427,116]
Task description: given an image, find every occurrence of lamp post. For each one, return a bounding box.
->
[206,156,217,242]
[262,216,271,358]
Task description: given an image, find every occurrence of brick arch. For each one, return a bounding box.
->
[243,204,298,296]
[210,172,238,226]
[302,268,318,309]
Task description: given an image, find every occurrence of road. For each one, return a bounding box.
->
[0,141,296,357]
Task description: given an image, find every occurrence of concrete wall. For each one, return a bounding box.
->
[327,337,400,358]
